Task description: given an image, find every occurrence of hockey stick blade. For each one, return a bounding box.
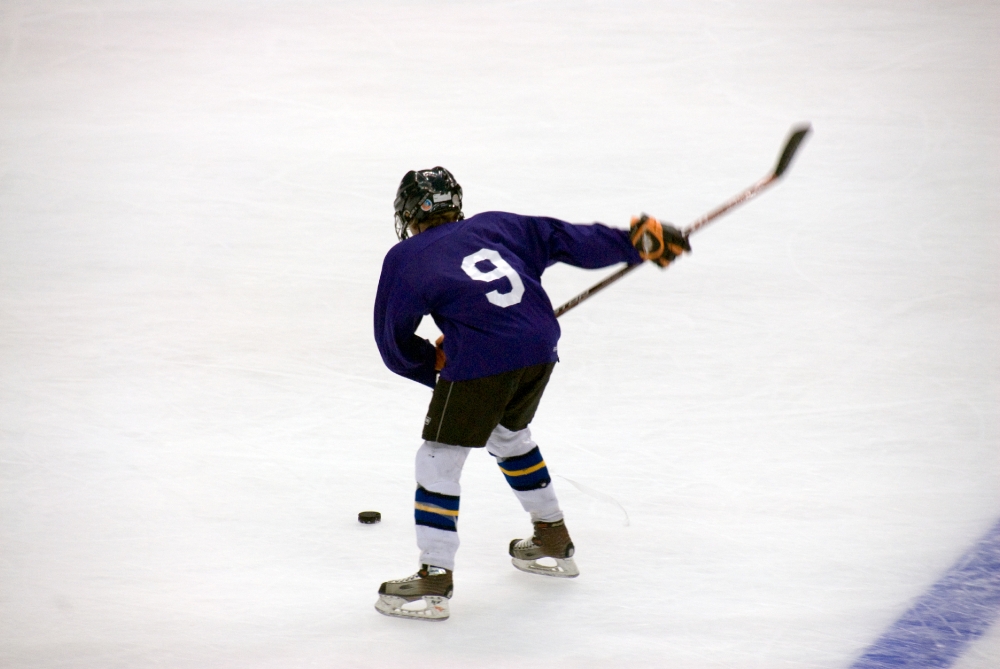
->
[773,124,811,178]
[554,123,811,318]
[681,123,811,237]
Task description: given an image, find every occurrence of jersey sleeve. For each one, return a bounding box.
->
[533,216,642,269]
[373,250,438,388]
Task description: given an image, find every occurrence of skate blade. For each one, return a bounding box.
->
[511,556,580,578]
[374,594,450,621]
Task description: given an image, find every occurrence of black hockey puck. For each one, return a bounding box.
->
[358,511,381,524]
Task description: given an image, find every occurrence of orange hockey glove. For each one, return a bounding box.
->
[629,214,691,267]
[434,335,446,371]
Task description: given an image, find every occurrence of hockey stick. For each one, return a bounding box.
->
[554,123,811,318]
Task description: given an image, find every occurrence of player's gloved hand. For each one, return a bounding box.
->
[629,214,691,267]
[434,335,446,371]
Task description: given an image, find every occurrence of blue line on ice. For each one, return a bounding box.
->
[851,518,1000,668]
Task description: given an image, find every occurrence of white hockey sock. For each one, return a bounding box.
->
[414,441,470,571]
[486,425,563,523]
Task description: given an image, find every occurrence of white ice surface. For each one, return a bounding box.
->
[1,1,998,667]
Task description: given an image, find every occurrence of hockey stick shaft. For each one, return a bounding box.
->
[554,124,810,319]
[551,174,774,318]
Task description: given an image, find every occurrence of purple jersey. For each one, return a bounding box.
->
[374,211,642,388]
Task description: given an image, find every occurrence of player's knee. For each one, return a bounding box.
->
[415,441,469,494]
[487,425,536,459]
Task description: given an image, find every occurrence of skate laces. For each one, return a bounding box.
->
[390,565,448,583]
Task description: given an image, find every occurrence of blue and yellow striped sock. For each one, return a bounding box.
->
[496,446,551,491]
[414,485,460,532]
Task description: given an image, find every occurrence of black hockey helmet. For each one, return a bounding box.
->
[393,166,463,240]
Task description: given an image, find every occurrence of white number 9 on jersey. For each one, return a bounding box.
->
[460,248,525,308]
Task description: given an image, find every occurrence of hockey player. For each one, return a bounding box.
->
[372,166,690,621]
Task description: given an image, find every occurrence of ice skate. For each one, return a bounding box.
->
[509,519,580,578]
[374,565,453,621]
